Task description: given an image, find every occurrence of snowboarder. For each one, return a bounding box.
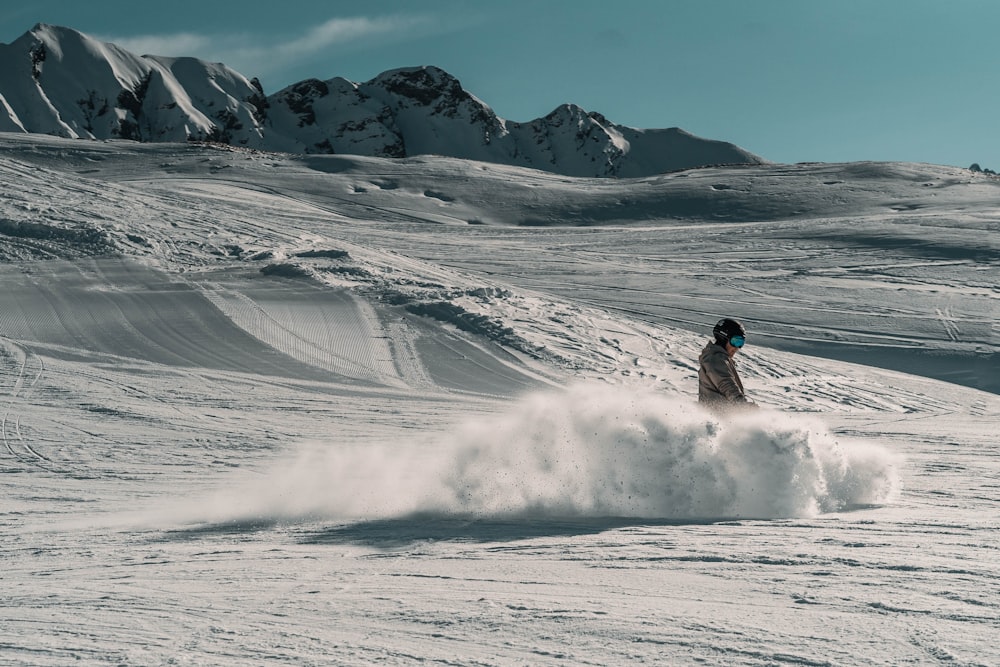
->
[698,318,756,412]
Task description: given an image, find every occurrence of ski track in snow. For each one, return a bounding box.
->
[0,135,998,665]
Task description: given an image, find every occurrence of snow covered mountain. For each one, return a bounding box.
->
[0,24,764,177]
[263,66,764,177]
[0,24,268,146]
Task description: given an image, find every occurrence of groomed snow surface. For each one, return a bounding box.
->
[1,134,998,665]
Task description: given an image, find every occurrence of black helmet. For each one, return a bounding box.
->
[713,318,746,345]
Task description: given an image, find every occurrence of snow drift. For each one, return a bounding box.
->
[167,384,900,526]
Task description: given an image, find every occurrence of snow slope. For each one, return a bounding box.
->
[0,133,997,665]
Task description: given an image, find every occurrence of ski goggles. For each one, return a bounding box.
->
[729,335,746,348]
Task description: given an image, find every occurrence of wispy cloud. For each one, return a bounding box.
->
[100,14,439,82]
[273,15,431,58]
[105,32,216,59]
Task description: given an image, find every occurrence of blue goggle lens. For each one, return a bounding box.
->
[730,335,746,348]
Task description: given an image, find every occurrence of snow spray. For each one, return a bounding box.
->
[173,384,901,525]
[428,384,901,519]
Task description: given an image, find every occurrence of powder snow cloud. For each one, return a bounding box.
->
[152,384,902,527]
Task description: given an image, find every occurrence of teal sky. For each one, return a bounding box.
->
[2,0,997,167]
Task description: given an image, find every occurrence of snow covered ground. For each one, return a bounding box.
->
[0,134,997,665]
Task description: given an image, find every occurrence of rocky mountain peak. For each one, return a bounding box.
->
[369,66,467,106]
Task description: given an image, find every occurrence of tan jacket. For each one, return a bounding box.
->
[698,341,748,405]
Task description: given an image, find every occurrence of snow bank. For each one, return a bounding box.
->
[172,384,901,526]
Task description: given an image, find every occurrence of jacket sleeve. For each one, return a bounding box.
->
[703,351,746,401]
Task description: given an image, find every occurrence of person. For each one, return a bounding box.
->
[698,318,756,411]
